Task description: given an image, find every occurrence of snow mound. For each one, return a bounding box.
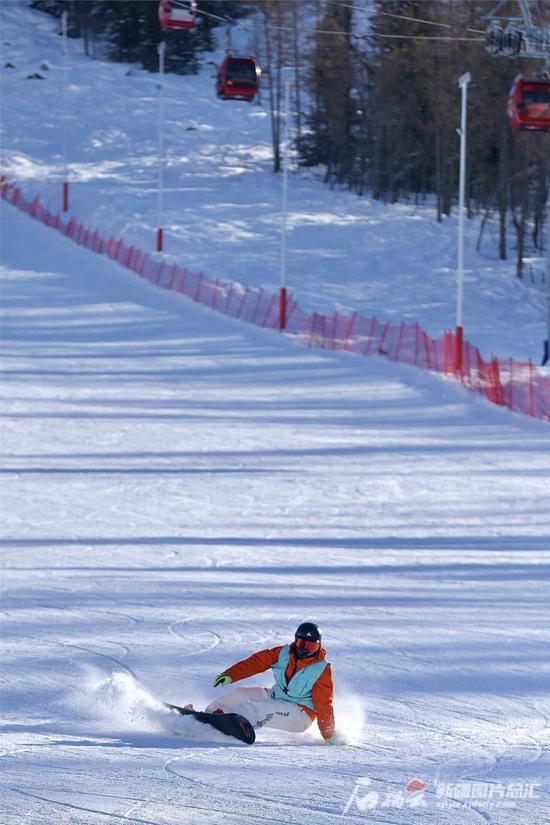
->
[84,668,177,734]
[78,668,237,743]
[334,690,366,745]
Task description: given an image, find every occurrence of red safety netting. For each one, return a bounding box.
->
[2,177,549,422]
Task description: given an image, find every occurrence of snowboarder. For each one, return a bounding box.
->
[204,622,338,743]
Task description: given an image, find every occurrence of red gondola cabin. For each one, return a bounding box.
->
[507,75,550,132]
[158,0,197,31]
[216,56,260,102]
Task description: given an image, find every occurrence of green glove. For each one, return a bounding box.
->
[211,673,233,688]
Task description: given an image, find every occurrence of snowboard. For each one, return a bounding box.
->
[166,703,256,745]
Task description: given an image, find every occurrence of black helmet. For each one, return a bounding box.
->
[294,622,321,659]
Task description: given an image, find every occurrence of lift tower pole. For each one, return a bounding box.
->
[455,72,471,374]
[61,11,69,212]
[279,73,291,331]
[544,184,550,365]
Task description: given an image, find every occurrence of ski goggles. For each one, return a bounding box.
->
[295,637,320,653]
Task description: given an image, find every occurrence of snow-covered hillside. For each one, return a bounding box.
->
[0,2,547,363]
[1,5,549,825]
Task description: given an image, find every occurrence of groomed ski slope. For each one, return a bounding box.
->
[2,187,550,825]
[1,4,550,824]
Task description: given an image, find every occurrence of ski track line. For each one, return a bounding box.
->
[494,729,545,769]
[422,710,544,825]
[5,758,99,782]
[167,621,222,656]
[384,695,498,767]
[529,695,550,726]
[382,632,442,671]
[164,755,296,825]
[59,640,136,680]
[447,692,547,773]
[450,797,493,825]
[165,755,365,825]
[166,798,335,825]
[369,702,476,768]
[427,792,492,825]
[371,685,459,774]
[4,603,139,683]
[421,703,546,825]
[91,608,140,628]
[120,793,156,825]
[46,601,141,632]
[0,748,34,761]
[11,787,160,825]
[166,752,286,807]
[167,619,191,646]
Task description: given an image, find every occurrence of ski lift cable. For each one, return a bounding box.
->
[196,8,230,25]
[362,32,484,42]
[320,2,487,34]
[339,3,453,29]
[372,12,486,36]
[193,2,486,43]
[166,1,228,26]
[264,21,482,43]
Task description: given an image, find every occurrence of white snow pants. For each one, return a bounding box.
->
[205,686,312,733]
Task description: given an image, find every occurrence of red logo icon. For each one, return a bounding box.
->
[405,778,428,793]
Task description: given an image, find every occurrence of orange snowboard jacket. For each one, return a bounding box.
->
[223,644,335,740]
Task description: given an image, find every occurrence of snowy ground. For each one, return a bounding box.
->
[0,2,548,364]
[2,183,550,825]
[1,4,550,825]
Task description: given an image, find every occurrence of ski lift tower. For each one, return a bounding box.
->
[484,0,550,60]
[484,1,550,365]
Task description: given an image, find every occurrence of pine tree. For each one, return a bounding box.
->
[300,1,355,186]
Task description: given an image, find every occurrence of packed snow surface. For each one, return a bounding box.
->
[1,4,550,825]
